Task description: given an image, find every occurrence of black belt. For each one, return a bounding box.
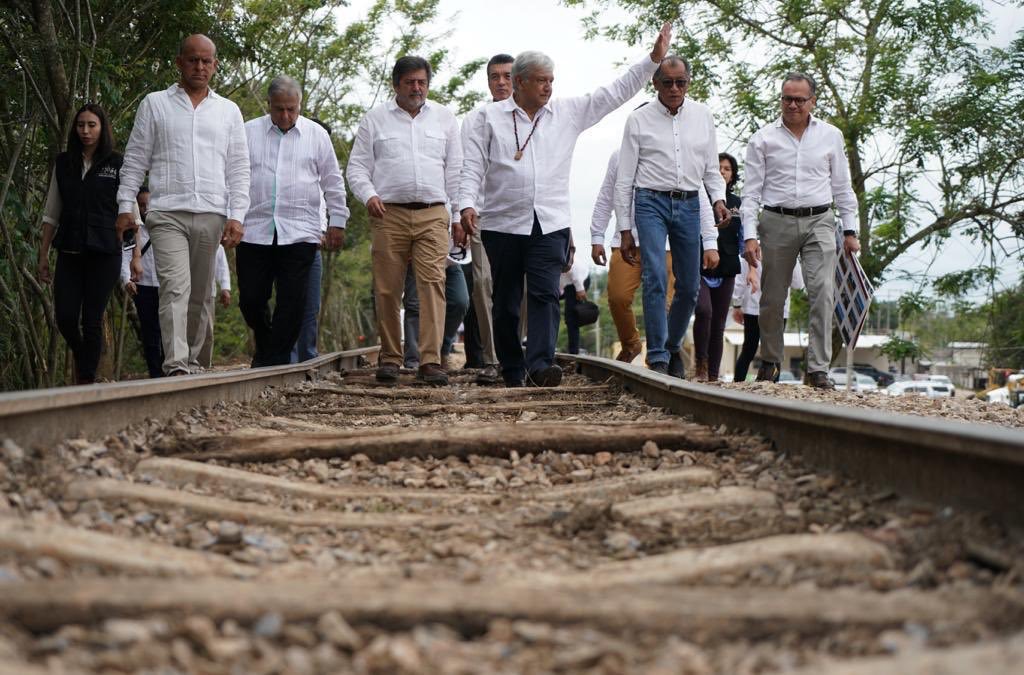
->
[764,204,831,217]
[386,202,445,210]
[640,188,699,200]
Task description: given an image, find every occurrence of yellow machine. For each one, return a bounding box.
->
[982,368,1023,407]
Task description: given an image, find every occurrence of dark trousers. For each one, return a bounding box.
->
[402,263,420,368]
[693,276,736,379]
[53,250,121,383]
[461,261,485,367]
[482,216,570,382]
[290,249,321,363]
[562,276,591,355]
[237,240,317,368]
[734,314,786,382]
[132,284,164,378]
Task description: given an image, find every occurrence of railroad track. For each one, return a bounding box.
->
[0,348,1022,673]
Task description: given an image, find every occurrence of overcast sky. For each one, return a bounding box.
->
[341,1,1022,304]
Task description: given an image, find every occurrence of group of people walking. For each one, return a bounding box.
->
[38,24,859,390]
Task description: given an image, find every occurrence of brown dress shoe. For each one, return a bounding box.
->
[755,362,779,383]
[417,363,449,386]
[694,358,709,382]
[615,343,642,364]
[376,362,400,383]
[807,371,834,389]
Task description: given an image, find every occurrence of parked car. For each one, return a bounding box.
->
[828,368,879,392]
[925,374,955,397]
[777,371,802,386]
[885,381,950,398]
[852,364,895,386]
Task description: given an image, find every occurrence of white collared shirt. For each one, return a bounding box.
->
[243,115,349,245]
[121,222,158,287]
[346,97,462,222]
[740,114,859,240]
[560,254,589,293]
[733,257,805,317]
[460,54,659,236]
[213,245,230,295]
[117,84,250,221]
[614,97,725,243]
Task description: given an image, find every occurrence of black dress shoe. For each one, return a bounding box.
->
[755,361,779,383]
[649,362,669,375]
[528,365,562,387]
[807,371,834,389]
[667,351,685,378]
[476,364,500,385]
[375,362,400,383]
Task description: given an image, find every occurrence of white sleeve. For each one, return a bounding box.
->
[443,111,463,223]
[829,127,859,233]
[225,105,251,222]
[117,97,154,214]
[699,193,717,251]
[791,259,805,291]
[458,108,488,214]
[346,115,378,205]
[614,116,641,232]
[568,55,659,131]
[315,129,349,229]
[733,258,748,306]
[215,246,230,291]
[590,151,618,245]
[701,109,727,205]
[740,131,766,241]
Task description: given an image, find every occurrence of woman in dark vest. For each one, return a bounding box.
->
[692,152,743,382]
[37,103,133,384]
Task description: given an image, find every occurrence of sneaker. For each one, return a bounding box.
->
[755,362,779,383]
[375,362,400,383]
[649,362,669,375]
[528,365,562,387]
[417,363,449,386]
[807,371,834,389]
[667,351,685,379]
[615,343,642,364]
[476,364,500,385]
[694,358,709,382]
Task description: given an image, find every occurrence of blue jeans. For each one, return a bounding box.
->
[290,249,322,363]
[635,189,701,365]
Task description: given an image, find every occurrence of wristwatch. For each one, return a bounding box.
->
[843,230,857,237]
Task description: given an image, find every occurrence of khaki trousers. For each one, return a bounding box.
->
[607,248,675,353]
[468,230,498,365]
[146,210,225,375]
[758,209,836,373]
[372,205,449,367]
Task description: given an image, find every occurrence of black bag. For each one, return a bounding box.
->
[574,300,600,326]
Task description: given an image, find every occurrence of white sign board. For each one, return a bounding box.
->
[833,250,873,348]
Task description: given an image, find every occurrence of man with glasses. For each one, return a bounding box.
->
[461,23,674,388]
[348,56,463,386]
[614,55,728,378]
[740,72,860,389]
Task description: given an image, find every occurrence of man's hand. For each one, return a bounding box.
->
[218,289,231,308]
[115,212,138,242]
[746,266,760,294]
[125,280,138,296]
[650,21,672,63]
[460,208,477,235]
[702,249,720,271]
[575,289,587,301]
[367,196,387,219]
[37,256,51,284]
[591,244,607,266]
[221,219,244,249]
[743,238,761,267]
[713,200,731,228]
[130,257,143,283]
[620,231,640,266]
[452,221,468,247]
[843,234,861,255]
[732,308,744,325]
[325,227,345,251]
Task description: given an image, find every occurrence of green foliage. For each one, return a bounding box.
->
[980,278,1024,369]
[879,334,925,374]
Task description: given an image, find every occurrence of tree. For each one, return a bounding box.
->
[981,277,1024,369]
[564,0,1024,286]
[880,334,924,375]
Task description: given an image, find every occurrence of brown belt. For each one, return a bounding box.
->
[385,202,445,210]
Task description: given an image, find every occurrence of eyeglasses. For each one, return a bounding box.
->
[658,78,690,90]
[781,96,812,106]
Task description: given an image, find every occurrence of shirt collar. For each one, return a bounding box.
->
[387,96,431,116]
[502,95,553,121]
[655,97,686,117]
[773,112,819,128]
[265,114,304,136]
[168,82,219,103]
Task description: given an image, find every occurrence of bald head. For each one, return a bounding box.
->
[176,34,218,95]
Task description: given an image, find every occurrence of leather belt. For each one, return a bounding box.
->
[641,188,699,200]
[385,202,445,210]
[764,204,831,217]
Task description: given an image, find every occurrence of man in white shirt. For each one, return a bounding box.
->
[460,53,515,385]
[115,34,250,376]
[122,188,164,379]
[741,72,860,389]
[239,76,349,367]
[460,22,673,388]
[590,149,677,364]
[615,56,728,378]
[348,56,463,386]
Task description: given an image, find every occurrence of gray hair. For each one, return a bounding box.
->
[511,51,554,91]
[782,71,817,97]
[267,75,302,102]
[654,55,691,81]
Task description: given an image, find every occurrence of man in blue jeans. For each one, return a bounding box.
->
[614,55,729,377]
